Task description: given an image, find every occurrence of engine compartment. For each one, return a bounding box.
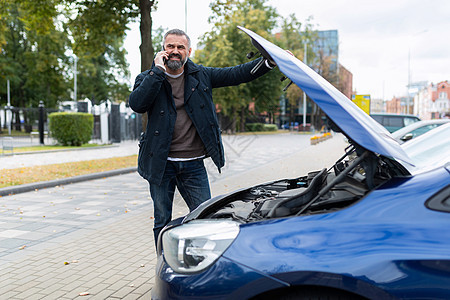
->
[198,144,408,223]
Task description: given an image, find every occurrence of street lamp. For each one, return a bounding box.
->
[302,41,308,130]
[6,79,12,135]
[407,29,428,115]
[73,55,78,102]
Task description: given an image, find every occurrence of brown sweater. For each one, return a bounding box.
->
[167,73,206,159]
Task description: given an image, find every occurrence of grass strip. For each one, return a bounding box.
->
[12,143,106,153]
[0,155,137,188]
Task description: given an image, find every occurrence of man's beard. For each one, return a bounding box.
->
[166,53,187,71]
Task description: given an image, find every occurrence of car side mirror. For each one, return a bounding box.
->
[401,133,413,141]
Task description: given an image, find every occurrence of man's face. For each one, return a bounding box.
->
[163,34,192,71]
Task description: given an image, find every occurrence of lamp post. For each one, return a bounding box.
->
[185,0,188,33]
[73,55,77,102]
[406,49,411,114]
[6,79,11,135]
[406,29,428,115]
[38,101,45,145]
[302,42,307,130]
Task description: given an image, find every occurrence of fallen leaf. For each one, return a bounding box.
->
[19,245,26,250]
[64,262,70,265]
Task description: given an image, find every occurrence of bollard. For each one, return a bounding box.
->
[39,101,45,145]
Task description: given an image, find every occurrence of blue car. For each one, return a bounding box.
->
[152,27,450,300]
[282,122,299,130]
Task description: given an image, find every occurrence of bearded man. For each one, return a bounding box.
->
[129,29,275,246]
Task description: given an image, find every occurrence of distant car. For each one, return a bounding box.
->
[282,121,299,130]
[370,113,420,132]
[152,27,450,300]
[391,119,450,144]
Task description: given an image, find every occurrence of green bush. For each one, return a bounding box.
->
[264,124,278,131]
[49,112,93,146]
[245,123,265,132]
[246,123,278,132]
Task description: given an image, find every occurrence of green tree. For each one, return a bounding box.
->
[195,0,282,132]
[64,0,156,127]
[276,14,317,130]
[0,1,70,131]
[0,0,158,107]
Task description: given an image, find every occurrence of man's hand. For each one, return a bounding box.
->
[155,51,169,66]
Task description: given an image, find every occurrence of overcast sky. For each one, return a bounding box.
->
[124,0,450,100]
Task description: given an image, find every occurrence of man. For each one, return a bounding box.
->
[129,29,275,245]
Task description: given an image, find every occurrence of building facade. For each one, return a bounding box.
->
[414,81,450,120]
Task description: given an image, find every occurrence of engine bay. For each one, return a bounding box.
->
[197,144,409,223]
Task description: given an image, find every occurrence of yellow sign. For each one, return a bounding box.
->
[351,94,371,115]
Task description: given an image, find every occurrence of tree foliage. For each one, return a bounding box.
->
[195,0,282,132]
[276,14,317,127]
[0,0,149,112]
[0,1,69,109]
[195,0,322,132]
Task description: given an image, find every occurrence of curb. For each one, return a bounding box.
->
[0,167,137,197]
[1,144,119,156]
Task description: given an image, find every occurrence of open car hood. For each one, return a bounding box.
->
[238,26,414,166]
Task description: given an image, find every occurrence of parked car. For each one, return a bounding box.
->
[401,122,450,173]
[370,113,420,132]
[152,27,450,300]
[391,119,449,144]
[282,121,299,130]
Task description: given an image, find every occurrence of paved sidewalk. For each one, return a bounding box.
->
[0,134,347,299]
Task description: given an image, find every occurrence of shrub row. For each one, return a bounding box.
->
[49,112,93,146]
[245,123,278,132]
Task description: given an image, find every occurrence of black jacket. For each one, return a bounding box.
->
[129,58,271,185]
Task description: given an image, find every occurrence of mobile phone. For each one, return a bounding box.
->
[162,46,167,64]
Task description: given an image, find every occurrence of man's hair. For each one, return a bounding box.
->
[163,29,191,49]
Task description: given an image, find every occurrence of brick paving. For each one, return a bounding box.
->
[0,133,347,299]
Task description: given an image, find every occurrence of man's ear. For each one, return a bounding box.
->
[188,47,192,57]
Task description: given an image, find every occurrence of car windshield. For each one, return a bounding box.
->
[401,123,450,174]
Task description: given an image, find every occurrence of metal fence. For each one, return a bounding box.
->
[1,102,142,145]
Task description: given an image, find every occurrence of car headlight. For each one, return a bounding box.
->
[162,220,240,273]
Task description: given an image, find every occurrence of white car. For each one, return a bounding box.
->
[391,119,449,144]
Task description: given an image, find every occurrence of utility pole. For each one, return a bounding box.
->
[185,0,188,33]
[407,49,411,114]
[74,56,77,102]
[6,79,11,135]
[302,42,307,130]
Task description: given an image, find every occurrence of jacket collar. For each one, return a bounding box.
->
[184,59,200,74]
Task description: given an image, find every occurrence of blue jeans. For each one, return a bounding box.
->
[149,159,211,245]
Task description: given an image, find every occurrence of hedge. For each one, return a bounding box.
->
[49,112,94,146]
[245,123,278,132]
[264,124,278,131]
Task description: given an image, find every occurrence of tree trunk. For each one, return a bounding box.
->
[240,107,246,132]
[230,107,237,134]
[139,0,156,132]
